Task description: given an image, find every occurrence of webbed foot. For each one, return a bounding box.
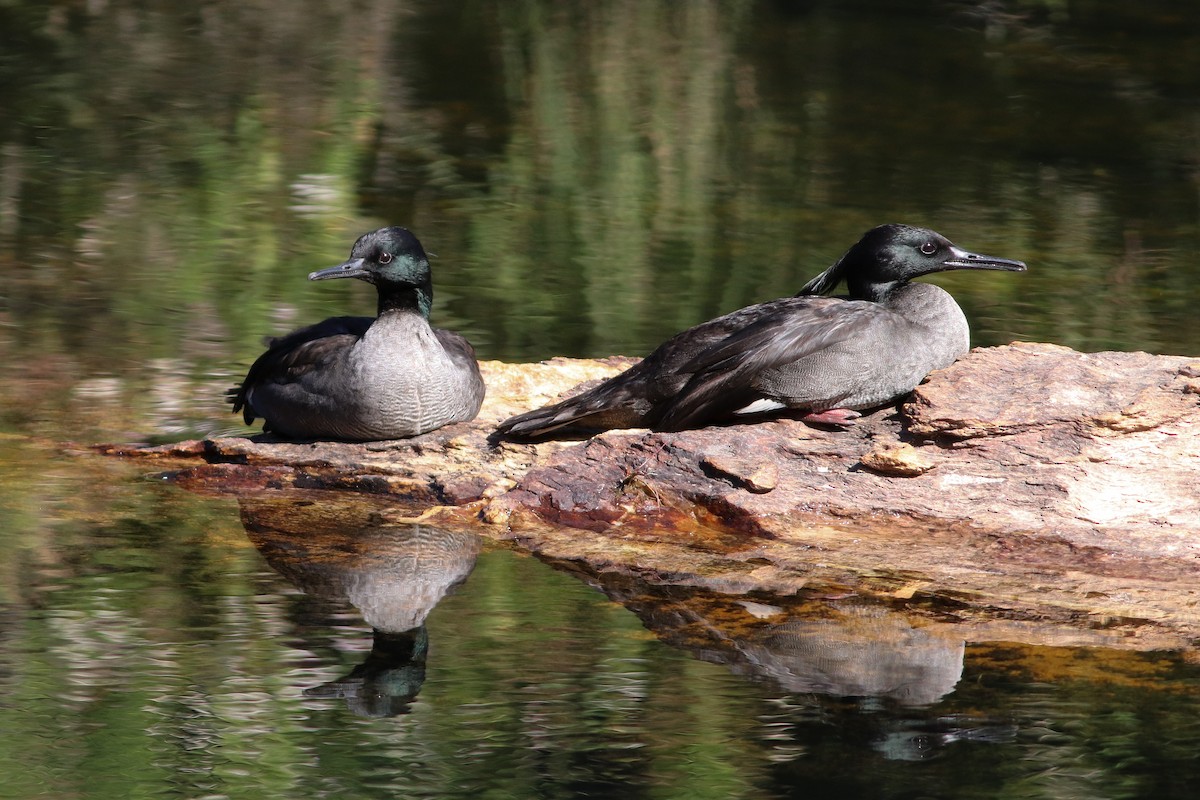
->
[800,408,861,428]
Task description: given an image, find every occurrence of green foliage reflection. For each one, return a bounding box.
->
[2,0,1200,441]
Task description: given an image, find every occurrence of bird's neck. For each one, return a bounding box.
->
[879,281,953,312]
[848,277,897,304]
[884,283,969,345]
[377,282,433,318]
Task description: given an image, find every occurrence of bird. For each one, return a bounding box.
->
[228,226,485,441]
[491,224,1025,441]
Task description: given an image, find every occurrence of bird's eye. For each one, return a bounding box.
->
[378,252,394,265]
[919,241,938,256]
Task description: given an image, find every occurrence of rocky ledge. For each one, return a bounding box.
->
[96,342,1200,650]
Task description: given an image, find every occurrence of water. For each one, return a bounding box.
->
[2,1,1200,797]
[4,446,1200,799]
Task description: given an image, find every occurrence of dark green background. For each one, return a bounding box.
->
[2,2,1199,797]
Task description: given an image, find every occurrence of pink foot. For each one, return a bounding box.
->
[800,408,861,427]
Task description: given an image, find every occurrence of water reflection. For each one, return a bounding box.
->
[546,568,1025,761]
[4,0,1200,447]
[872,713,1019,762]
[302,628,429,718]
[240,499,480,717]
[585,574,966,706]
[234,493,1020,762]
[7,454,1200,796]
[731,608,966,707]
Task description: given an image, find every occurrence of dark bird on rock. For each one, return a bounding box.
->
[228,227,485,441]
[491,224,1024,441]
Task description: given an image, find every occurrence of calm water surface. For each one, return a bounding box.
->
[4,442,1200,799]
[2,1,1200,797]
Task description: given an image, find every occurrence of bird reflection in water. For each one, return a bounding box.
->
[872,713,1020,761]
[304,627,430,718]
[604,584,968,707]
[735,606,966,706]
[240,499,480,717]
[593,579,1017,758]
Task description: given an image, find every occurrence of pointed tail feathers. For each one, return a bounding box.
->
[489,381,651,442]
[490,398,608,442]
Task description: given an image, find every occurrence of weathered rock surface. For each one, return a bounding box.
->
[95,343,1200,650]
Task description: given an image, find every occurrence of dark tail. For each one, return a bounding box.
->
[490,375,655,442]
[489,398,607,443]
[489,357,662,443]
[225,383,257,425]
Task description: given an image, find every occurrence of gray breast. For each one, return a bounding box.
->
[341,314,484,438]
[759,283,971,411]
[253,312,485,440]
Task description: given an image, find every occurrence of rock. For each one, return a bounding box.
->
[906,342,1200,439]
[701,450,779,492]
[859,443,934,476]
[742,463,779,493]
[91,344,1200,650]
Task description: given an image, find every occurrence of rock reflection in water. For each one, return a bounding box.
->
[240,500,480,717]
